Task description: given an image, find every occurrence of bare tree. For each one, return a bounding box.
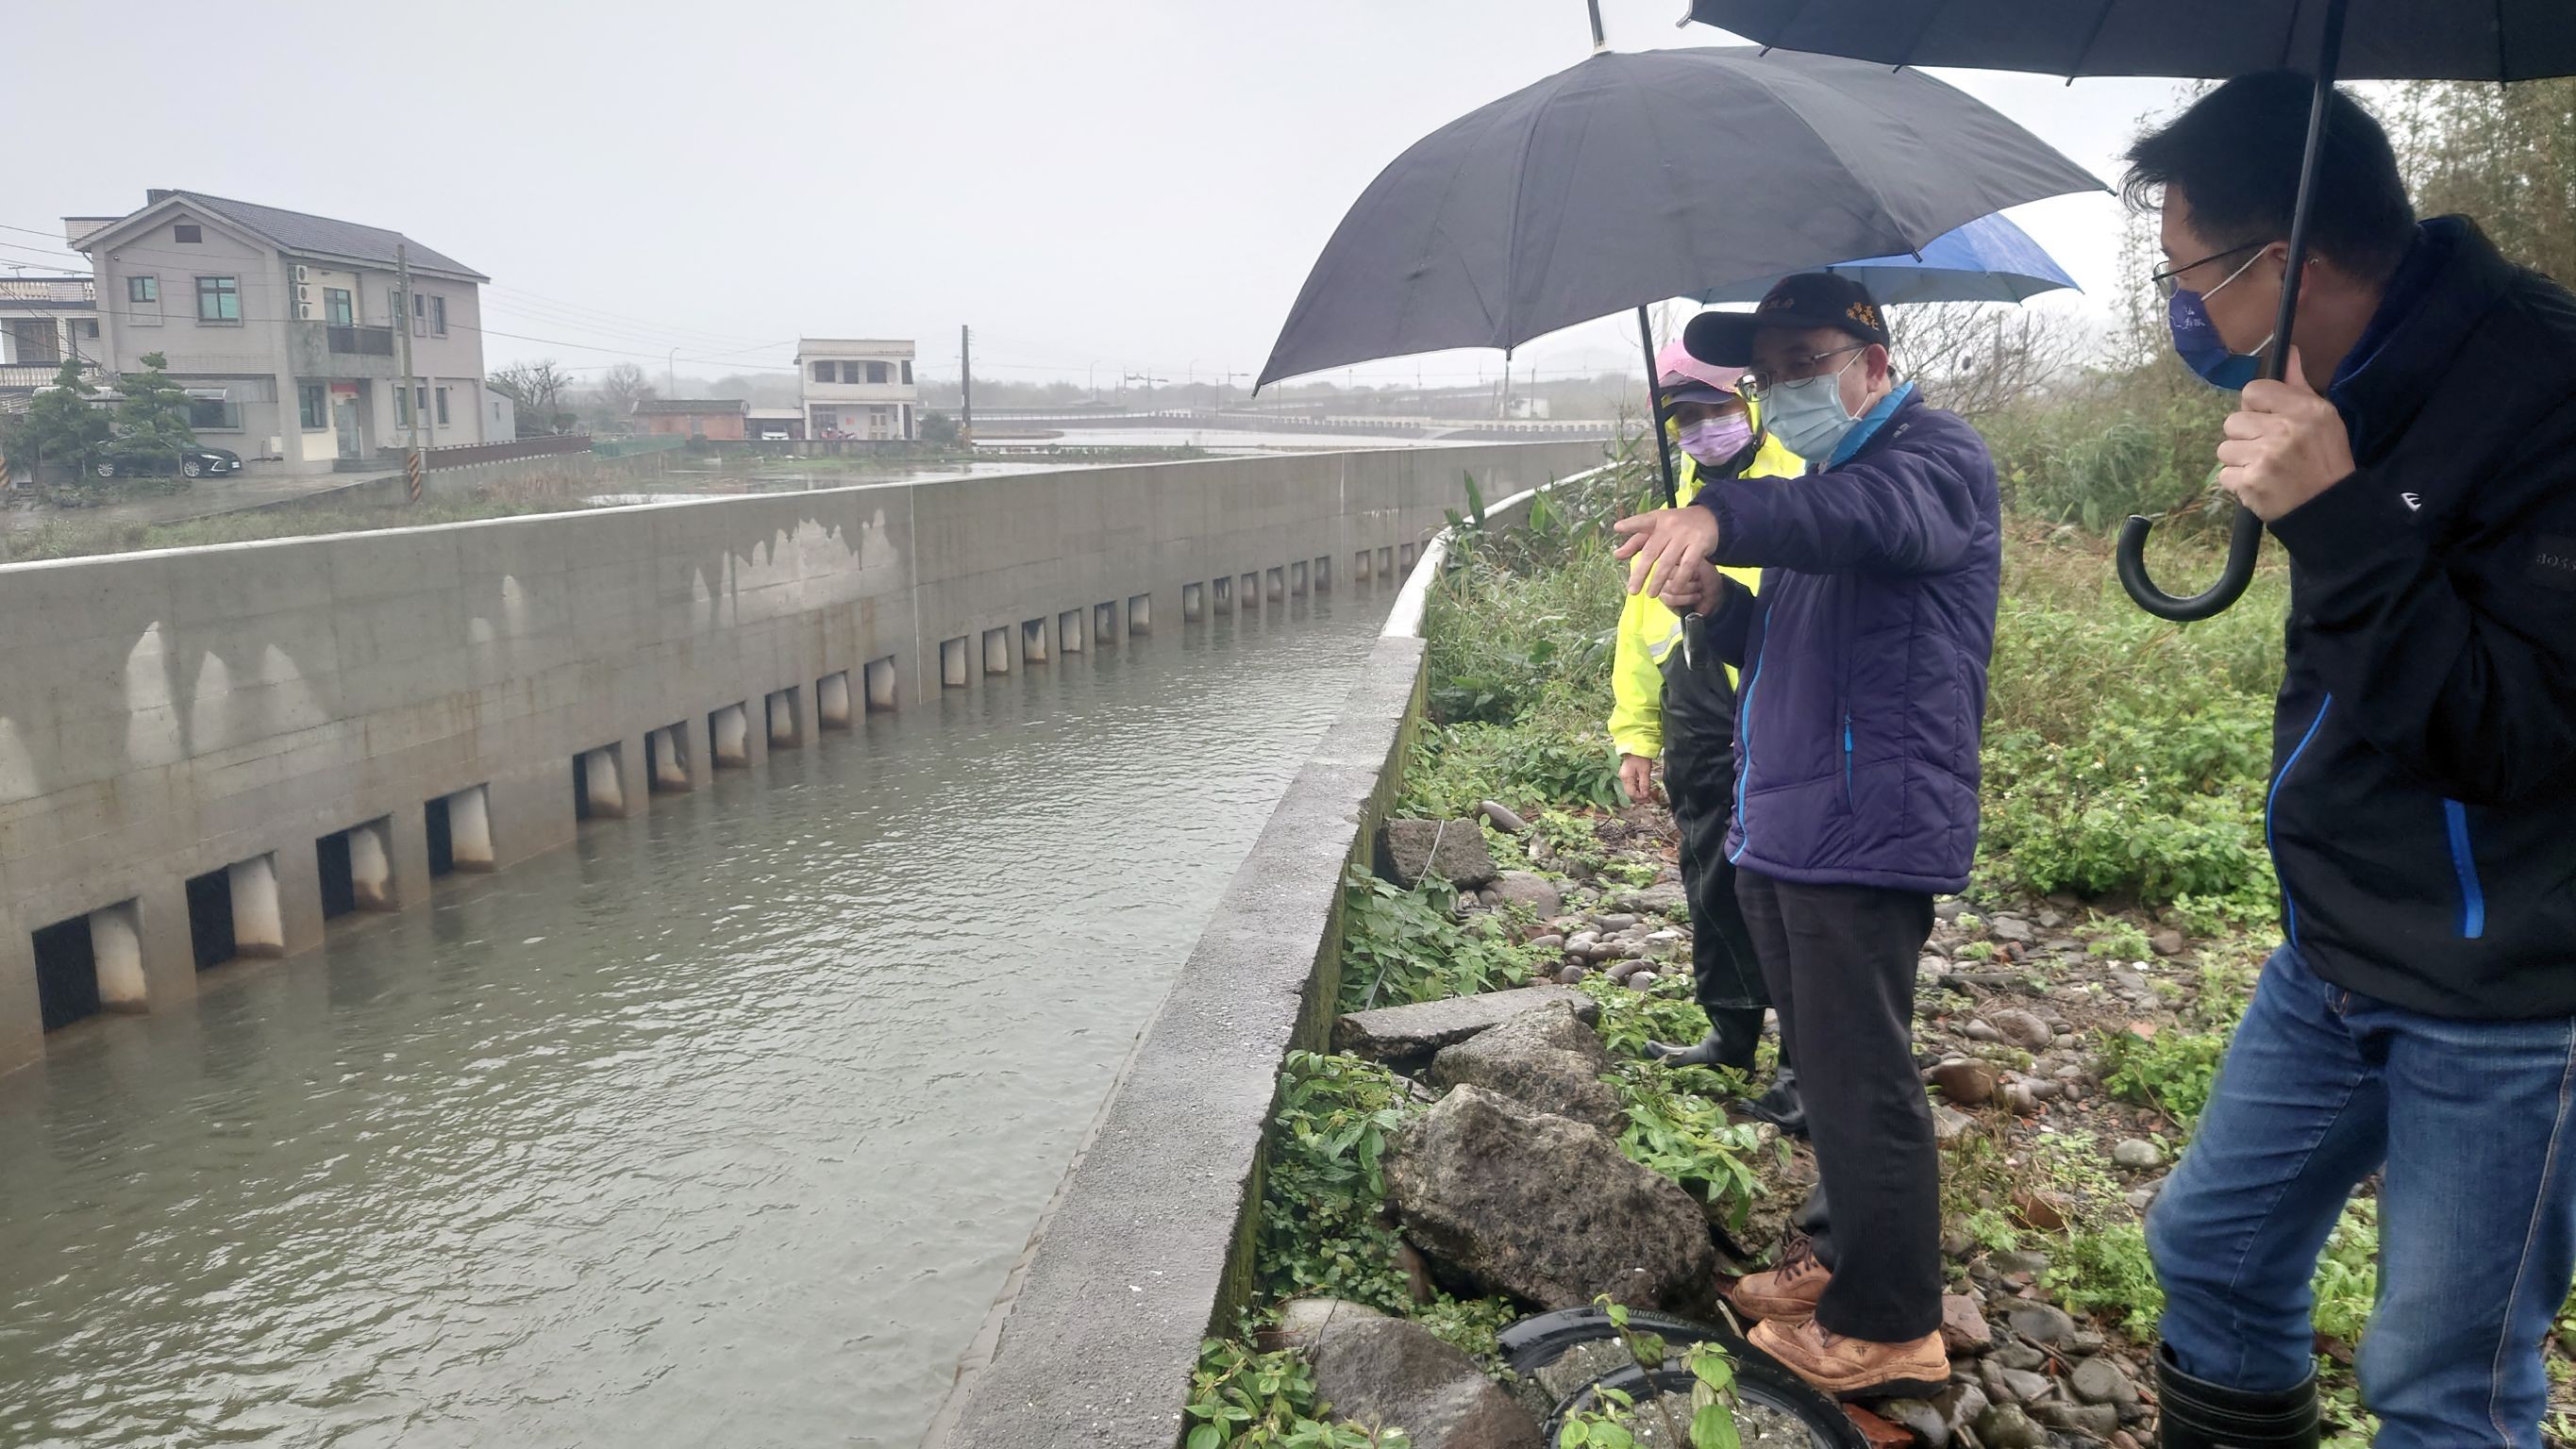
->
[1887,302,2095,420]
[598,362,656,418]
[490,360,576,436]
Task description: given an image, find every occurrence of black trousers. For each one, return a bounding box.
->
[1660,632,1765,1016]
[1735,867,1940,1342]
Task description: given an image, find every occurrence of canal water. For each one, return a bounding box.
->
[0,589,1395,1448]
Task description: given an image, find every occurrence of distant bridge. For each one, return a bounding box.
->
[963,407,1616,442]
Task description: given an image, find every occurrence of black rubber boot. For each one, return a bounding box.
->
[2155,1343,2319,1449]
[1735,1066,1807,1138]
[1648,1007,1765,1072]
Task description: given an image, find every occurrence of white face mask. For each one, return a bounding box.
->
[1759,351,1865,459]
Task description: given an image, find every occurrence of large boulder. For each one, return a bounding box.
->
[1387,1085,1715,1314]
[1334,986,1599,1071]
[1382,818,1501,890]
[1308,1313,1544,1449]
[1429,1003,1623,1133]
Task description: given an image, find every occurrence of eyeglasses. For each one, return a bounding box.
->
[2150,241,2264,301]
[1738,344,1866,400]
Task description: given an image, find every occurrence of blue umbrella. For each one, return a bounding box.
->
[1693,211,2076,307]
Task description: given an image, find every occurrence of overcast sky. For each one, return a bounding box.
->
[2,0,2193,391]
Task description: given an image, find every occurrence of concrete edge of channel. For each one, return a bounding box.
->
[921,478,1572,1448]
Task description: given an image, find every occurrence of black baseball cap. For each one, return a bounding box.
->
[1683,273,1891,368]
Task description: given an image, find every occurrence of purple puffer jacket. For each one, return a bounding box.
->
[1699,387,2000,894]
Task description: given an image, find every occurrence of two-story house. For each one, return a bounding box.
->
[67,190,492,475]
[797,339,916,441]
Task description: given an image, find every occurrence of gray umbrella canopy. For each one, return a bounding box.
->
[1256,46,2102,388]
[1682,0,2576,82]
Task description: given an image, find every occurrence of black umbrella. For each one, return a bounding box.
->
[1257,42,2102,501]
[1685,0,2576,620]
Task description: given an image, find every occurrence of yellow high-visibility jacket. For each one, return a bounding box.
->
[1608,432,1804,759]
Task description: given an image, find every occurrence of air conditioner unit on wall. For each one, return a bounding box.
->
[293,264,309,282]
[296,302,311,319]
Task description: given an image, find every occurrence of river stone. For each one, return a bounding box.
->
[1478,800,1531,836]
[2112,1138,2165,1170]
[1262,1297,1386,1355]
[2035,1401,2123,1439]
[1625,971,1660,991]
[1990,1008,2054,1050]
[2005,1302,2078,1349]
[2150,928,2185,957]
[1998,1367,2051,1404]
[1429,1004,1623,1133]
[1976,1403,2045,1449]
[2069,1357,2139,1408]
[1932,1104,1976,1142]
[1382,818,1501,890]
[1526,933,1566,951]
[1387,1084,1715,1314]
[1930,1060,1998,1107]
[1988,914,2036,944]
[1334,986,1600,1069]
[1939,1293,1993,1355]
[1308,1313,1544,1449]
[1994,1342,2047,1372]
[1491,871,1564,917]
[1555,963,1589,986]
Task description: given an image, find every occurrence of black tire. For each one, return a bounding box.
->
[94,460,115,478]
[181,458,204,478]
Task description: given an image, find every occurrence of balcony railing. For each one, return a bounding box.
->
[326,325,397,356]
[0,358,102,391]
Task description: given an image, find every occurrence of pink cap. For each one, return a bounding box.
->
[1655,337,1744,402]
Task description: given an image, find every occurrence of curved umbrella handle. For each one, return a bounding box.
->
[2116,504,2262,623]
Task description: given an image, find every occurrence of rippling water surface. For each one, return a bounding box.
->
[0,591,1392,1448]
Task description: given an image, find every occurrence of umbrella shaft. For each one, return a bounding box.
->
[1638,305,1680,507]
[2266,0,2352,383]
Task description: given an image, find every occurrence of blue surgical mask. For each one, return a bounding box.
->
[2167,250,2273,391]
[1760,353,1865,460]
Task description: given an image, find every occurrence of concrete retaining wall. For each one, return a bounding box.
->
[922,476,1563,1449]
[0,441,1603,1077]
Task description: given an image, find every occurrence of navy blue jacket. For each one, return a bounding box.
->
[1700,386,2001,894]
[2265,218,2576,1020]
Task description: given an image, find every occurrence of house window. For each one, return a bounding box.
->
[811,360,832,382]
[901,360,913,384]
[188,398,241,430]
[866,361,889,384]
[435,387,449,425]
[429,296,446,336]
[174,224,202,243]
[396,388,411,426]
[195,275,240,323]
[76,321,99,341]
[325,288,353,326]
[299,384,327,430]
[128,275,158,303]
[411,292,427,337]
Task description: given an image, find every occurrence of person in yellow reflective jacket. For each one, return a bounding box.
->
[1612,342,1803,1110]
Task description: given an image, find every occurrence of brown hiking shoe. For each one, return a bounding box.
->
[1728,1235,1830,1321]
[1748,1314,1950,1401]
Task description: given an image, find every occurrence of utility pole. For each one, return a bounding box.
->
[667,348,677,397]
[397,244,422,494]
[959,324,975,443]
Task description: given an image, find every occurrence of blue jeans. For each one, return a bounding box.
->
[2149,945,2576,1447]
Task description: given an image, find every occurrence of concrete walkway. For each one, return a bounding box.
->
[2,468,401,534]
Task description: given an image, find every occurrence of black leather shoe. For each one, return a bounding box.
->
[1734,1067,1807,1138]
[2155,1343,2318,1449]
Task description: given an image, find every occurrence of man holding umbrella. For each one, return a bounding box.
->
[1613,343,1805,1124]
[1614,273,2001,1400]
[2119,75,2576,1449]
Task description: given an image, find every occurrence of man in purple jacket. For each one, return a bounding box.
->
[1614,273,2001,1399]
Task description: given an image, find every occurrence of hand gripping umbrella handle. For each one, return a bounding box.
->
[2116,0,2347,624]
[2115,505,2262,623]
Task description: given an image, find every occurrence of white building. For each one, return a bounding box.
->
[797,338,916,441]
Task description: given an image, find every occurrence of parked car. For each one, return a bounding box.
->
[93,445,242,480]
